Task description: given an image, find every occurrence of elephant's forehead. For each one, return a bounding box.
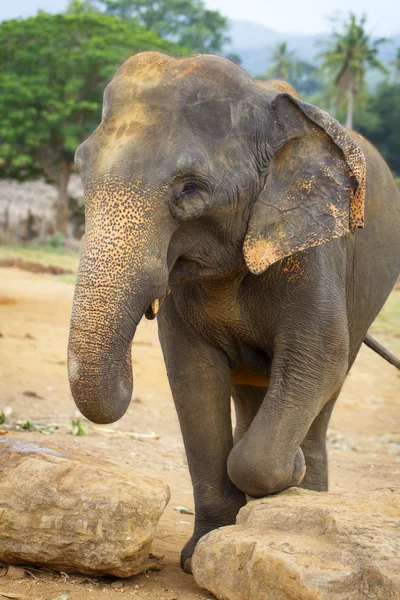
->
[105,52,250,111]
[115,52,198,83]
[107,74,224,113]
[113,51,244,85]
[100,53,254,140]
[100,85,235,144]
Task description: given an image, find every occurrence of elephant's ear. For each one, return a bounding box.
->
[243,94,366,275]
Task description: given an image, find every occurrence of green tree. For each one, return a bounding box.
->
[288,60,322,96]
[66,0,101,12]
[0,11,181,234]
[390,47,400,81]
[69,0,229,53]
[355,81,400,174]
[318,13,386,129]
[265,41,299,81]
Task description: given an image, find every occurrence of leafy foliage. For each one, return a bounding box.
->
[355,81,400,173]
[68,0,229,53]
[390,47,400,81]
[69,418,89,435]
[0,11,183,231]
[285,60,322,96]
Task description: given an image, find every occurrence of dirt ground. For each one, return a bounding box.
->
[0,264,399,600]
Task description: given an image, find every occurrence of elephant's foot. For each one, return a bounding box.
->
[180,519,236,574]
[180,495,245,573]
[180,524,227,574]
[181,535,199,574]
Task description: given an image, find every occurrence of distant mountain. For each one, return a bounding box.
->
[224,19,400,76]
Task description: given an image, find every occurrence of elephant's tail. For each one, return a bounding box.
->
[363,333,400,370]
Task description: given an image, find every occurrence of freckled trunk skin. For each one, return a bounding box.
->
[68,175,168,424]
[67,227,151,423]
[68,280,139,424]
[55,160,71,236]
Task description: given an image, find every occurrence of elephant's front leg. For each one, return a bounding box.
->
[227,329,349,498]
[158,302,246,573]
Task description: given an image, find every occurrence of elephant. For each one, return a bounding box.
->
[68,52,400,573]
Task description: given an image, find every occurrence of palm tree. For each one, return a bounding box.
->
[266,41,299,81]
[318,13,386,129]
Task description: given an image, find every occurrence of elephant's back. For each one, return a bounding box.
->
[345,130,400,358]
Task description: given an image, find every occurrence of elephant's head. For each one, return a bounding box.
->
[68,52,366,424]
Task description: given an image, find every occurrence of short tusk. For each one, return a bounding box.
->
[146,293,170,320]
[151,298,160,316]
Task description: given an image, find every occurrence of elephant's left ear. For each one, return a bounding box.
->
[243,94,366,275]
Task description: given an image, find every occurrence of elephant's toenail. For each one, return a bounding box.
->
[296,464,307,485]
[183,557,193,574]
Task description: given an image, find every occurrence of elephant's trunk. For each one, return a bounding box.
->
[68,283,140,424]
[67,175,170,424]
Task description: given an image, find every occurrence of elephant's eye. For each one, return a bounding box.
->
[172,179,211,220]
[176,183,197,199]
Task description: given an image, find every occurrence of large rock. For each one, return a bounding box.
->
[0,437,170,577]
[192,487,400,600]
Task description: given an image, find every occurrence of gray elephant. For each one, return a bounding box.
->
[68,52,400,572]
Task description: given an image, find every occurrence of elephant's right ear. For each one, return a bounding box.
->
[243,94,366,275]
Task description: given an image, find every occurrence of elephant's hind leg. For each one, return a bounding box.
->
[299,397,337,491]
[231,385,266,445]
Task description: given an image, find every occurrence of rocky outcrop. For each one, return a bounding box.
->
[192,487,400,600]
[0,437,170,577]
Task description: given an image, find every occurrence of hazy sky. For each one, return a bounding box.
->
[1,0,399,36]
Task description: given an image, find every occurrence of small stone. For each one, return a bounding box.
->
[110,581,124,589]
[5,565,26,579]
